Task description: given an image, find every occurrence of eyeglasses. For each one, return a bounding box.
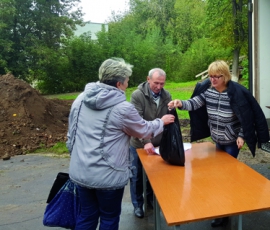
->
[209,75,223,79]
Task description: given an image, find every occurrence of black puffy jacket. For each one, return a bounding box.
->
[188,79,269,156]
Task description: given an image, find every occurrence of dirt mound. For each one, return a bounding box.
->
[0,74,72,158]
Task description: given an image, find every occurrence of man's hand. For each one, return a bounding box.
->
[144,143,156,155]
[167,99,182,109]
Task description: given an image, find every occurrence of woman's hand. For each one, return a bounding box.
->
[161,114,175,125]
[167,99,182,109]
[237,137,245,149]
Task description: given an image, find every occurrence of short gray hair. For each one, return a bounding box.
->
[99,58,133,85]
[148,68,166,79]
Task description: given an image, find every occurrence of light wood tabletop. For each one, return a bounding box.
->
[137,142,270,228]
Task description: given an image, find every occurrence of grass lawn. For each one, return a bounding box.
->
[40,79,252,154]
[40,80,200,154]
[44,80,199,119]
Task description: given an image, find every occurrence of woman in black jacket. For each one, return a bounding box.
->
[168,60,269,227]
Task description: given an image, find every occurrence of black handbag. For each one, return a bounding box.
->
[46,172,69,203]
[159,108,185,166]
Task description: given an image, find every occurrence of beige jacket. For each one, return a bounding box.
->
[130,81,172,148]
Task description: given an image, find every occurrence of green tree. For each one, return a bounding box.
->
[0,1,14,73]
[0,0,83,82]
[129,0,177,42]
[65,34,103,90]
[101,12,178,86]
[123,0,210,82]
[206,0,248,81]
[174,0,206,52]
[177,38,231,82]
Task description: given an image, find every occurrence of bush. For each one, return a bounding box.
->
[173,38,231,82]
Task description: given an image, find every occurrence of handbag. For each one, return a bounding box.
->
[159,108,185,166]
[43,179,80,229]
[46,172,69,203]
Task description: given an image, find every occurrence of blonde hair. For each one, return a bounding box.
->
[208,60,231,84]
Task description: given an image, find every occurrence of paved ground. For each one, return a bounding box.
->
[1,154,270,230]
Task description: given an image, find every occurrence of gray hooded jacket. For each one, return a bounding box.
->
[67,82,165,189]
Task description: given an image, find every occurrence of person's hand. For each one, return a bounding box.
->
[237,137,245,149]
[161,114,175,125]
[167,99,182,109]
[144,143,155,155]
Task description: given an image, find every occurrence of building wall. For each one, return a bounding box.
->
[74,22,108,40]
[253,0,270,119]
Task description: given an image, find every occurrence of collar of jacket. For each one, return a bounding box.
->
[138,81,164,99]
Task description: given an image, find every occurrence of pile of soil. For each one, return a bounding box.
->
[0,74,72,159]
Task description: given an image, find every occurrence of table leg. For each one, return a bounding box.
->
[238,215,242,230]
[143,168,147,214]
[174,226,181,230]
[154,194,161,230]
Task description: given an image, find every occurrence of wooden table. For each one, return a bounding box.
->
[137,142,270,230]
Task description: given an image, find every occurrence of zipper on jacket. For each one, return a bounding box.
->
[216,92,221,143]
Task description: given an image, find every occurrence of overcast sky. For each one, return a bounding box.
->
[78,0,130,23]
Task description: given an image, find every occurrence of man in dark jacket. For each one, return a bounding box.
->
[130,68,172,218]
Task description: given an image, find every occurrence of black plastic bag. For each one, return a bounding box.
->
[159,108,185,166]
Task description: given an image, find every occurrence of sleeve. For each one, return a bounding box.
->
[246,91,269,143]
[238,127,244,138]
[121,103,165,140]
[181,93,206,111]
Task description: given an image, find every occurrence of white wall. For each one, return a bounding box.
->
[75,22,108,40]
[256,0,270,119]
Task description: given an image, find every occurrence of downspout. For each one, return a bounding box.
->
[248,0,253,93]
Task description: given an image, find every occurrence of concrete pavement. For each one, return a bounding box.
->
[1,154,270,230]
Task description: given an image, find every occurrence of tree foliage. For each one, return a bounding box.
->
[205,0,248,81]
[174,0,206,52]
[0,0,16,72]
[0,0,249,93]
[0,0,83,81]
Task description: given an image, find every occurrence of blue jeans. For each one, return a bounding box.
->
[216,142,240,158]
[129,146,153,209]
[75,185,124,230]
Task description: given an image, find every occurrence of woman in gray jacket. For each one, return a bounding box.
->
[67,58,174,230]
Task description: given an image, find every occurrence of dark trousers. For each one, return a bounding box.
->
[216,142,240,158]
[129,146,153,209]
[75,185,124,230]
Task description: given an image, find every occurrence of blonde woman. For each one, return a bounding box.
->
[168,60,269,227]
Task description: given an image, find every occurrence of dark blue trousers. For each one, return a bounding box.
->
[216,142,240,158]
[75,185,124,230]
[129,146,153,209]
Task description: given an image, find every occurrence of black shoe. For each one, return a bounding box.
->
[134,207,144,218]
[211,217,229,228]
